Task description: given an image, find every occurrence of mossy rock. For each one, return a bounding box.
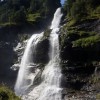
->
[44,29,51,38]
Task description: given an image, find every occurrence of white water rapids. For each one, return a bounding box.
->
[15,8,63,100]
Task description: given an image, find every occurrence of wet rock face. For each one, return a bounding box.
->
[0,26,29,88]
[0,27,18,87]
[59,19,100,92]
[33,38,50,64]
[0,41,18,87]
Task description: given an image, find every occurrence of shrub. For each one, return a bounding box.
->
[0,85,20,100]
[70,1,87,21]
[27,13,41,22]
[94,6,100,14]
[73,35,100,47]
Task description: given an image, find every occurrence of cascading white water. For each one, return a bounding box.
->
[15,8,63,100]
[15,32,44,95]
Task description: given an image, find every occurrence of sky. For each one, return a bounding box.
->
[61,0,65,5]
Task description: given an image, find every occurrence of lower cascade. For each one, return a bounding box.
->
[15,8,63,100]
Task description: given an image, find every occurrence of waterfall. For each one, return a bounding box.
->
[15,8,63,100]
[15,33,44,95]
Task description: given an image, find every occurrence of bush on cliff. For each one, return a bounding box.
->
[72,35,100,47]
[0,85,20,100]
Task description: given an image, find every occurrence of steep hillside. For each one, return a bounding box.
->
[60,0,100,99]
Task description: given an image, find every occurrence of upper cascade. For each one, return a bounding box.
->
[50,8,63,29]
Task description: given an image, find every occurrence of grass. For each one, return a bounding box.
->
[68,31,96,37]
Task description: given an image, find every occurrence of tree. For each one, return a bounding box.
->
[0,0,61,24]
[41,0,61,16]
[70,1,87,20]
[29,0,41,13]
[63,0,75,16]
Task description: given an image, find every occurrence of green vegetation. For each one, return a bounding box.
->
[0,0,61,26]
[60,23,98,47]
[27,13,41,22]
[66,28,96,38]
[60,1,100,80]
[0,85,20,100]
[73,35,100,47]
[63,0,100,26]
[60,0,100,49]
